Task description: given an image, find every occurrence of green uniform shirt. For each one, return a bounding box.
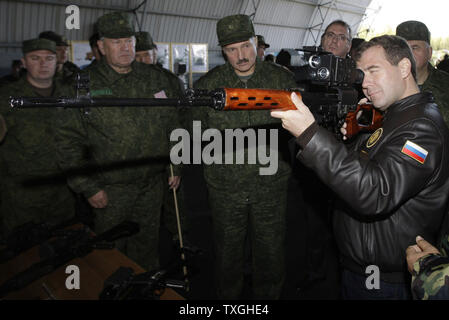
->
[193,59,297,191]
[0,77,72,178]
[55,59,184,198]
[421,62,449,127]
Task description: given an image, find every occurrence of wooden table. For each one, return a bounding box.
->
[0,226,184,300]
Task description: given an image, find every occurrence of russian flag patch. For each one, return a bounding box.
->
[401,140,428,164]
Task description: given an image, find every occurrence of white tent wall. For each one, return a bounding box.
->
[0,0,373,76]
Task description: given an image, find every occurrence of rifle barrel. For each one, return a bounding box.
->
[9,97,215,109]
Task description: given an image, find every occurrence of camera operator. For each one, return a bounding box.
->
[293,20,354,295]
[321,20,352,58]
[272,35,449,299]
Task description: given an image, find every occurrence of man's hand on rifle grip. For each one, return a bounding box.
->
[270,92,315,138]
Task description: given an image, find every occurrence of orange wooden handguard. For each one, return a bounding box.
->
[345,103,383,138]
[222,88,299,111]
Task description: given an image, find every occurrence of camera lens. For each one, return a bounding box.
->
[317,67,330,80]
[309,55,321,68]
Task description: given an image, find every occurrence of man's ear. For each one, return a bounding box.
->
[97,39,106,56]
[20,57,27,69]
[398,57,412,79]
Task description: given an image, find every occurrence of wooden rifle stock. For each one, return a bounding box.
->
[221,88,382,138]
[344,103,383,138]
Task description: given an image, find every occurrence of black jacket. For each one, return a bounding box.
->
[296,92,449,282]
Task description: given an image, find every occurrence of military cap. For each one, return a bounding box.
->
[97,11,135,39]
[135,31,156,51]
[257,35,270,48]
[396,20,431,44]
[39,31,69,46]
[216,14,255,47]
[22,38,57,54]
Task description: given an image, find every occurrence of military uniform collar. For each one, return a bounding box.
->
[18,76,56,96]
[96,58,141,82]
[224,57,263,86]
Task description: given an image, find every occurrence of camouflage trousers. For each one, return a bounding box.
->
[1,177,76,238]
[208,182,288,299]
[93,174,164,272]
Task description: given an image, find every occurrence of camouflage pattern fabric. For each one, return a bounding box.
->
[135,31,156,51]
[0,77,76,236]
[420,63,449,127]
[396,20,431,43]
[96,11,135,39]
[216,14,255,47]
[55,61,80,85]
[193,59,296,299]
[55,59,183,270]
[22,38,56,54]
[411,253,449,299]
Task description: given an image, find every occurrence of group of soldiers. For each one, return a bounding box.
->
[1,10,449,300]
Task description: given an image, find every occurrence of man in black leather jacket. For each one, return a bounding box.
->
[271,35,449,299]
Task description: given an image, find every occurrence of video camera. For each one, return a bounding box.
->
[278,46,365,134]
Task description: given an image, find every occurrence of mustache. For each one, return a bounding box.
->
[237,59,249,65]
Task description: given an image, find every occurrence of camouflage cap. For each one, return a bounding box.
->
[22,38,57,54]
[135,31,156,51]
[396,20,431,44]
[97,11,135,39]
[257,35,270,48]
[217,14,255,47]
[39,31,69,46]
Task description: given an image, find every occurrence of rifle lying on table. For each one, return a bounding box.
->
[99,266,187,300]
[9,73,382,138]
[0,217,78,264]
[0,220,139,298]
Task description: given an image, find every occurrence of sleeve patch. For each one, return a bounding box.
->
[401,140,428,164]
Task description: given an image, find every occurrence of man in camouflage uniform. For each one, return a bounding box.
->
[135,31,158,65]
[406,235,449,299]
[84,32,102,71]
[134,31,189,247]
[396,20,449,126]
[39,31,80,83]
[55,12,183,271]
[0,38,76,236]
[256,35,269,60]
[193,14,296,299]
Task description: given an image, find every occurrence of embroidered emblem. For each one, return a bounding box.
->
[401,140,428,164]
[366,128,383,148]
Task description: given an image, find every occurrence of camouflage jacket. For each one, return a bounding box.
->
[0,77,72,179]
[55,61,80,85]
[411,234,449,299]
[193,59,297,191]
[55,59,184,198]
[421,62,449,127]
[412,255,449,299]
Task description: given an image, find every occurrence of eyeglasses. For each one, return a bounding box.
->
[324,32,349,42]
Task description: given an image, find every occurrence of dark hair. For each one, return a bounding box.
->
[323,20,352,41]
[354,35,417,82]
